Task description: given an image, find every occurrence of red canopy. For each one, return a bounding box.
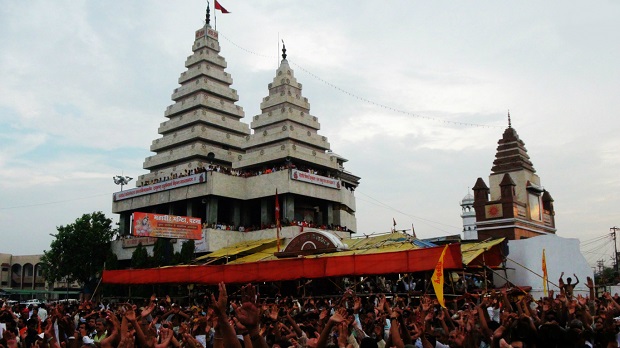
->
[103,243,462,285]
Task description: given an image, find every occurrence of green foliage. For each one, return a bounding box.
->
[179,240,195,264]
[131,243,150,269]
[105,249,119,270]
[152,238,173,267]
[595,266,618,285]
[41,211,116,286]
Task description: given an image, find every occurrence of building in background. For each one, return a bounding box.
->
[0,253,80,301]
[461,192,477,240]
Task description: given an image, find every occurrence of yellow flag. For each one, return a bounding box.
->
[431,245,449,308]
[542,249,548,297]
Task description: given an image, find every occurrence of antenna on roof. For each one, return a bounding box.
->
[508,109,512,128]
[206,1,211,26]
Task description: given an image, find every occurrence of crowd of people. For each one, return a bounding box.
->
[1,274,618,348]
[137,163,347,190]
[199,221,351,234]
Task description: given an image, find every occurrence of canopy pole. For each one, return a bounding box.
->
[506,256,560,289]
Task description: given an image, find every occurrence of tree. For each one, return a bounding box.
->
[152,238,173,267]
[176,240,195,265]
[41,212,116,287]
[131,243,150,269]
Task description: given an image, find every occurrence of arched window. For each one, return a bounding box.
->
[24,263,34,277]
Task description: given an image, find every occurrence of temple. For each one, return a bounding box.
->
[111,18,360,259]
[471,113,556,241]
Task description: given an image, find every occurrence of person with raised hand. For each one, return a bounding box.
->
[210,282,242,348]
[232,283,269,348]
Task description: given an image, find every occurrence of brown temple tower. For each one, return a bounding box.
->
[472,114,556,241]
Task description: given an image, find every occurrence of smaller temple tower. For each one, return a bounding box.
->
[461,192,477,240]
[472,113,556,241]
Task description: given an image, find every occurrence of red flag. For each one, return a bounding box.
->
[214,0,230,13]
[275,189,280,251]
[275,189,280,228]
[542,249,548,297]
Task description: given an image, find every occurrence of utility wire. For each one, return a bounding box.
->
[0,193,111,210]
[219,33,502,129]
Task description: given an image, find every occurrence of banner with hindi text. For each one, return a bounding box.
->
[132,212,202,240]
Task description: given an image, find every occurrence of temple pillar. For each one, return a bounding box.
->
[206,197,218,225]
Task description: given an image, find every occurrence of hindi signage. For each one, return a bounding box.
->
[113,172,206,201]
[291,169,341,189]
[132,212,202,240]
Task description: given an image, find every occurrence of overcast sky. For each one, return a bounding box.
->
[1,1,619,267]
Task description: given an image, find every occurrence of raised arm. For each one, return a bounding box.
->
[211,282,242,348]
[233,283,268,348]
[100,311,120,348]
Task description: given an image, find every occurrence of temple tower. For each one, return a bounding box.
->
[140,25,250,185]
[472,113,556,240]
[111,13,360,256]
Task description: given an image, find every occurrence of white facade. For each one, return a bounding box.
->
[461,192,477,240]
[498,235,593,299]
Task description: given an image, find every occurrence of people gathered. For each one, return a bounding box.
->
[0,276,617,347]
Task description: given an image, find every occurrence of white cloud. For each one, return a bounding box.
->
[0,0,619,262]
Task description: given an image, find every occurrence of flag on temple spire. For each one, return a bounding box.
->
[215,0,230,13]
[431,245,449,308]
[275,189,281,251]
[542,249,548,297]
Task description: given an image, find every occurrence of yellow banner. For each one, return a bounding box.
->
[431,245,449,308]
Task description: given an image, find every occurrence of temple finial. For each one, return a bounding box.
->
[206,1,211,26]
[281,40,287,60]
[508,109,512,128]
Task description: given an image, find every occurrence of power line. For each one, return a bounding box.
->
[0,193,111,210]
[355,190,459,234]
[219,33,503,129]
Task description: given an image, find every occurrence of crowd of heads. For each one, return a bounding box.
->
[137,162,353,192]
[1,274,618,348]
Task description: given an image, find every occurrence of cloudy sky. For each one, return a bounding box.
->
[1,1,619,267]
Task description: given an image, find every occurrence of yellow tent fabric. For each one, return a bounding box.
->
[195,238,277,261]
[343,232,417,250]
[227,246,279,264]
[461,238,505,265]
[227,232,419,264]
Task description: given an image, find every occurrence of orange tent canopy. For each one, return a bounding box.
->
[103,243,462,285]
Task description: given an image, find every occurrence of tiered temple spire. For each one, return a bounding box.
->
[138,24,250,186]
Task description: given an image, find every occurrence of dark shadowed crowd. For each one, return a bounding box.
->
[0,274,618,348]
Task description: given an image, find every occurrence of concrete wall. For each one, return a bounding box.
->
[498,235,593,299]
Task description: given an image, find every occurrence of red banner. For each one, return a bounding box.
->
[103,244,462,285]
[291,169,341,189]
[133,212,202,240]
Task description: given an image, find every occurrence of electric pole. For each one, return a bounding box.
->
[612,227,619,272]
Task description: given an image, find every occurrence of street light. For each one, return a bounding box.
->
[113,175,133,191]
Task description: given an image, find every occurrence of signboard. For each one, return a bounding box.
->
[132,212,202,240]
[122,237,158,248]
[291,169,341,189]
[207,28,218,40]
[485,203,503,219]
[195,28,218,40]
[113,172,206,201]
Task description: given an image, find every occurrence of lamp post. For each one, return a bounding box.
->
[113,175,133,191]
